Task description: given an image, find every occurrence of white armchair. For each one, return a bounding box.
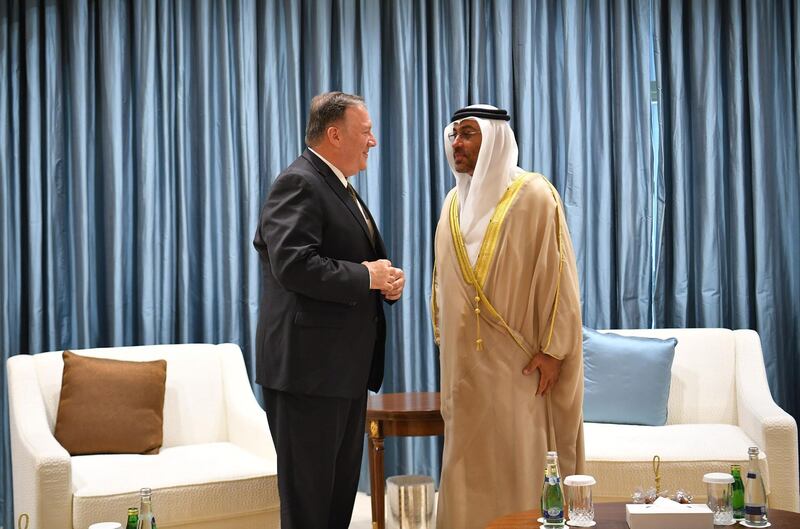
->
[7,343,280,529]
[584,328,799,512]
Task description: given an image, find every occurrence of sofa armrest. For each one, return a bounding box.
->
[227,399,277,462]
[7,355,72,529]
[219,344,278,463]
[734,330,799,512]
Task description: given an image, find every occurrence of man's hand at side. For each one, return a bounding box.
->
[522,353,563,396]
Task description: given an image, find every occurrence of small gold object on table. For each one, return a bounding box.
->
[652,455,662,495]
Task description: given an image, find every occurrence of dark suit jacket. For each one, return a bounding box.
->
[253,149,388,399]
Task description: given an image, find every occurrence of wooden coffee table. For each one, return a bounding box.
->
[486,502,800,528]
[365,392,444,529]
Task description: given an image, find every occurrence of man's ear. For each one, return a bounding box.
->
[326,125,340,146]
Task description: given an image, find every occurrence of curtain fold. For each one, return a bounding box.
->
[511,0,655,329]
[653,0,800,422]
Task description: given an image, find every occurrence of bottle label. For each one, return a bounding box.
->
[547,476,560,486]
[745,505,766,516]
[545,506,564,520]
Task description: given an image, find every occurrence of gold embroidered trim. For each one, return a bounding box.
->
[430,259,441,345]
[448,174,533,354]
[450,174,531,289]
[473,176,530,287]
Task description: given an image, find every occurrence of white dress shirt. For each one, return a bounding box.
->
[308,147,370,222]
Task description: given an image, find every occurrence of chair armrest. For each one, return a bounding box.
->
[734,330,799,512]
[219,344,278,463]
[7,355,72,529]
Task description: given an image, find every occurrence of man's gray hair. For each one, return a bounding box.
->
[305,91,365,146]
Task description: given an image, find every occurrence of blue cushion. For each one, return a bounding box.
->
[582,328,677,426]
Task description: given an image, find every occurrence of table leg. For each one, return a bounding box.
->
[368,419,385,529]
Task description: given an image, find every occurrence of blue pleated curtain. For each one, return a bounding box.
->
[1,1,798,527]
[653,0,800,421]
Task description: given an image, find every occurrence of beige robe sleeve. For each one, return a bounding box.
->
[431,259,441,345]
[430,190,456,346]
[530,182,582,361]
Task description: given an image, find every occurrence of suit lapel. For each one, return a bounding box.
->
[348,185,383,254]
[302,150,378,251]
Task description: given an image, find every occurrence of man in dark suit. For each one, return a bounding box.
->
[253,91,404,529]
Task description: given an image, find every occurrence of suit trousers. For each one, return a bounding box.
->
[263,387,368,529]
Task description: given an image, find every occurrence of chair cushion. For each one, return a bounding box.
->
[71,442,279,528]
[582,328,677,426]
[54,351,167,455]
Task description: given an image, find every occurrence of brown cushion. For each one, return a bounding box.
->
[54,350,167,455]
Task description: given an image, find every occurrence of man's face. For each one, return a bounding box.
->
[337,105,377,176]
[451,119,482,175]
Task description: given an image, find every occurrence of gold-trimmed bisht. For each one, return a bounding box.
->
[448,173,566,355]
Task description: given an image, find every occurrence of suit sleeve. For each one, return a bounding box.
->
[258,171,371,305]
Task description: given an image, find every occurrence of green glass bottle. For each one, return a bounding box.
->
[540,468,547,519]
[541,451,565,527]
[125,507,139,529]
[731,464,745,520]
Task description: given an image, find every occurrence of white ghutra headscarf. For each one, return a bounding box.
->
[443,105,524,265]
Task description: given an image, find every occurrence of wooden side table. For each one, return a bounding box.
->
[365,392,444,529]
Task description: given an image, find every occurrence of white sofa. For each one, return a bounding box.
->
[7,343,280,529]
[584,328,799,512]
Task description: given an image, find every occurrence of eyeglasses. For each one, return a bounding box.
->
[448,130,481,142]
